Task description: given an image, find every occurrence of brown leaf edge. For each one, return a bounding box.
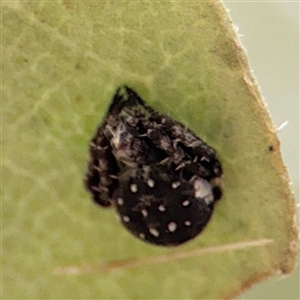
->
[215,1,298,298]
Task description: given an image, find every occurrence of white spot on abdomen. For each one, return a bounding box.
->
[147,178,155,188]
[193,178,214,204]
[141,209,148,217]
[117,197,124,205]
[130,183,138,193]
[171,181,181,189]
[122,215,130,222]
[184,220,192,226]
[158,205,166,212]
[182,200,190,207]
[149,227,160,237]
[167,222,177,232]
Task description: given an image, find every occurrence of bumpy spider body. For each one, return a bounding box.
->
[85,86,222,246]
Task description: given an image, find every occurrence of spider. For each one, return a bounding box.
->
[85,86,222,246]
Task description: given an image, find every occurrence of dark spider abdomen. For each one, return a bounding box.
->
[114,166,215,246]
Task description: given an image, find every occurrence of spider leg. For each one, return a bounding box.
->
[85,127,119,207]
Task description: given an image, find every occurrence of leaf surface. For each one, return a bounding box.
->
[2,1,297,299]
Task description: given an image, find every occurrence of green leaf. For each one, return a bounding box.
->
[3,1,297,299]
